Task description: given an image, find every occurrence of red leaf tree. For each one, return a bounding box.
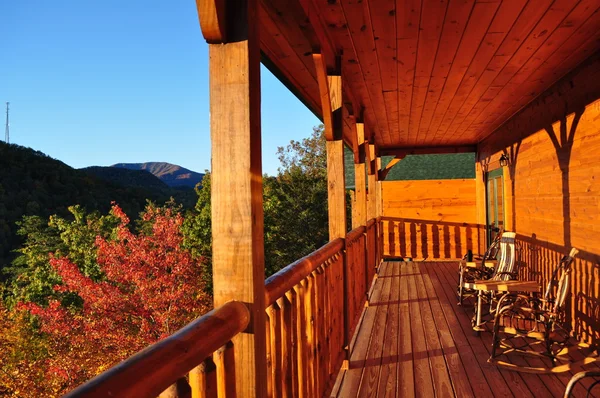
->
[19,203,211,394]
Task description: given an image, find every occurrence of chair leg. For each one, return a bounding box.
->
[473,290,484,335]
[458,270,464,306]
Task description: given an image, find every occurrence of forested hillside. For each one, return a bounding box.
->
[0,142,191,273]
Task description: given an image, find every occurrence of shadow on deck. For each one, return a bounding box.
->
[333,261,600,398]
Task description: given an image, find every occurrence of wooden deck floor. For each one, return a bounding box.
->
[333,261,600,398]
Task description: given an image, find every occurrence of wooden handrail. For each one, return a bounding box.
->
[366,218,376,228]
[346,225,366,243]
[64,301,250,398]
[264,238,344,307]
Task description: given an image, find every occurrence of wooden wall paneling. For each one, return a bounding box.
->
[407,0,448,146]
[396,0,422,145]
[370,0,399,141]
[416,0,474,144]
[429,0,523,144]
[450,0,581,141]
[205,1,267,396]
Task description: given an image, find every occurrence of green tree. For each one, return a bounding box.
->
[5,206,120,307]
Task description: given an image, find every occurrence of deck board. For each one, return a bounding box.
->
[334,261,599,397]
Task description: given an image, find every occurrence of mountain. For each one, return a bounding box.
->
[82,166,169,191]
[111,162,205,189]
[0,141,192,273]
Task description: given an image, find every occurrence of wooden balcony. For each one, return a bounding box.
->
[334,260,600,398]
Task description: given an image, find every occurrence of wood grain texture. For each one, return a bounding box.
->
[327,140,347,240]
[208,3,267,393]
[381,179,479,259]
[255,0,599,152]
[197,0,226,43]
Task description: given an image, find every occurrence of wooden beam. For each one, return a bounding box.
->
[327,140,347,239]
[379,145,477,157]
[378,156,404,181]
[353,122,367,228]
[367,144,378,221]
[502,164,514,231]
[313,53,342,141]
[203,1,267,397]
[197,0,226,43]
[475,161,487,252]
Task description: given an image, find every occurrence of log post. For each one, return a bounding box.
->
[353,122,367,229]
[367,143,378,221]
[475,161,487,252]
[502,164,514,231]
[197,1,267,396]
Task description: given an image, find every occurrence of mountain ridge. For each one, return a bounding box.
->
[111,162,204,189]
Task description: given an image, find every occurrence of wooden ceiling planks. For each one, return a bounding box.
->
[474,1,600,142]
[408,0,449,146]
[256,0,600,152]
[396,0,422,146]
[450,0,584,143]
[416,0,475,145]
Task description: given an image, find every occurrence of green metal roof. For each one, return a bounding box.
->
[345,150,475,190]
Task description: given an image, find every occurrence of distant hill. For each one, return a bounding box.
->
[82,166,169,191]
[111,162,205,189]
[0,141,196,273]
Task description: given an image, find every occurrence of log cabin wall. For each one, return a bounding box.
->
[478,52,600,346]
[380,179,483,261]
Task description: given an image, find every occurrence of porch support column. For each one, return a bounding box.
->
[353,121,367,228]
[503,165,514,231]
[475,160,487,252]
[198,1,267,396]
[367,143,378,221]
[376,157,383,218]
[314,53,346,240]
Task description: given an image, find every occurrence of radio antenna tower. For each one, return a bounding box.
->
[4,102,9,144]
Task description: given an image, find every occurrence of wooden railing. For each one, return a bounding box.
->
[379,216,487,260]
[64,301,250,398]
[65,219,380,398]
[264,238,345,397]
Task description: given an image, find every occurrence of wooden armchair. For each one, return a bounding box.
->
[457,231,502,305]
[489,248,600,373]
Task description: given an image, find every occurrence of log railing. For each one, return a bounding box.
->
[64,301,250,398]
[264,238,345,397]
[65,219,380,398]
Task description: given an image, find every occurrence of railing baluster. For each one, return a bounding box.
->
[286,289,299,397]
[158,378,191,398]
[265,310,273,397]
[189,359,217,398]
[304,274,316,396]
[268,302,282,398]
[278,296,293,398]
[215,342,236,398]
[293,282,306,398]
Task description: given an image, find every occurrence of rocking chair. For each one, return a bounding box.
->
[467,232,530,333]
[489,248,600,373]
[457,230,502,305]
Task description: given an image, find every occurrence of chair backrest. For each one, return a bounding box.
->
[491,232,517,281]
[544,247,578,312]
[482,230,503,263]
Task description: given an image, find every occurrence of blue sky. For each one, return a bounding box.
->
[1,0,320,176]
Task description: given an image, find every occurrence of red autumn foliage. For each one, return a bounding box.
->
[14,204,211,396]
